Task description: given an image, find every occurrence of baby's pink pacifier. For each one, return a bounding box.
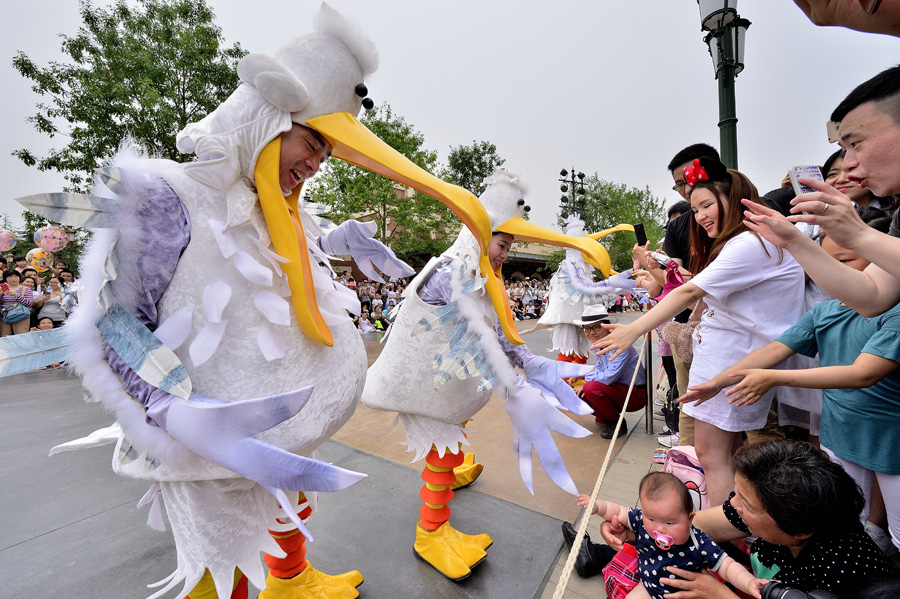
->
[652,532,674,550]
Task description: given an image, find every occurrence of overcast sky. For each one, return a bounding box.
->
[3,1,900,238]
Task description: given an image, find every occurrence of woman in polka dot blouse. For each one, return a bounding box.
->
[602,441,898,597]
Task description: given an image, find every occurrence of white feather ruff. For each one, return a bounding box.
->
[550,323,591,357]
[399,413,471,463]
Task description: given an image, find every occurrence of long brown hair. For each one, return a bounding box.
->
[688,169,779,273]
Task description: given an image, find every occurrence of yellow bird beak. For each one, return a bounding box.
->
[256,112,497,346]
[255,138,334,346]
[307,113,492,254]
[584,223,635,269]
[490,217,613,345]
[589,223,635,240]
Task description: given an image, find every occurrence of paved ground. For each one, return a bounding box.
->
[0,313,661,598]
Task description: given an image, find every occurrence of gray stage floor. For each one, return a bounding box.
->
[1,368,563,598]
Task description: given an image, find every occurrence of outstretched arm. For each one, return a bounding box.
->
[679,340,795,407]
[594,283,706,360]
[727,352,899,406]
[793,0,900,37]
[576,495,630,529]
[742,198,900,317]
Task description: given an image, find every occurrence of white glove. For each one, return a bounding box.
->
[520,354,593,416]
[607,269,637,291]
[318,220,415,283]
[505,374,591,495]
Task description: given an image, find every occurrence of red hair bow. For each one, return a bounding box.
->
[683,159,708,189]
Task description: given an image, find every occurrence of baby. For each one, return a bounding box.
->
[577,472,766,599]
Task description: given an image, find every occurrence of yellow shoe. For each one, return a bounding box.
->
[414,520,493,581]
[449,452,484,490]
[258,565,363,599]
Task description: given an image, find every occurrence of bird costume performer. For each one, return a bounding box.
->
[526,216,637,363]
[362,171,614,580]
[6,5,550,598]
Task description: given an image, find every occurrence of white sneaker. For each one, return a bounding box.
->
[865,520,898,556]
[657,432,679,448]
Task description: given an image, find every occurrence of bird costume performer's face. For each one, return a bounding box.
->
[278,124,332,196]
[488,233,513,271]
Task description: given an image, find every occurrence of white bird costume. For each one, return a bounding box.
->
[7,5,535,599]
[361,171,614,580]
[527,216,637,360]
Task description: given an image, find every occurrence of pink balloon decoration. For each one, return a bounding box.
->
[0,230,16,252]
[34,225,69,252]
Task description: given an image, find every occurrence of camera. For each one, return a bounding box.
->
[648,251,675,270]
[761,581,838,599]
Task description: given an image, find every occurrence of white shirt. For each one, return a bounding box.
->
[684,232,806,431]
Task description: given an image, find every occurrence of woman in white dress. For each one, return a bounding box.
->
[595,158,806,506]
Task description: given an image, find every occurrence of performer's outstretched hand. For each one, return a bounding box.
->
[520,354,593,416]
[606,269,637,292]
[319,219,415,282]
[505,375,591,496]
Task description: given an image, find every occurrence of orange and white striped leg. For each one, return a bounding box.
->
[414,446,492,580]
[259,492,363,599]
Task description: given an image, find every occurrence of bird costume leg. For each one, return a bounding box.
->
[185,569,248,599]
[415,446,492,580]
[449,426,482,490]
[260,492,364,599]
[449,452,483,490]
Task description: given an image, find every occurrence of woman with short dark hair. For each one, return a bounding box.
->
[604,441,898,597]
[1,269,34,336]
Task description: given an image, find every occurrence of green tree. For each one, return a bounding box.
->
[443,140,506,197]
[561,176,667,272]
[310,103,457,266]
[12,0,246,192]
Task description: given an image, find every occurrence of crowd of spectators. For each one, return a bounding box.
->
[1,256,76,337]
[336,272,407,333]
[578,60,900,597]
[506,279,550,320]
[338,273,559,331]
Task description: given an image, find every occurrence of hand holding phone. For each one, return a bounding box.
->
[634,223,647,246]
[788,165,825,196]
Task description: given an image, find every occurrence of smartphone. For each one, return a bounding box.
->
[634,223,647,246]
[789,165,825,196]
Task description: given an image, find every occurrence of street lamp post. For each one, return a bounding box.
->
[558,168,587,221]
[697,1,750,170]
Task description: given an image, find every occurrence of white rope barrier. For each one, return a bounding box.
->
[552,334,648,599]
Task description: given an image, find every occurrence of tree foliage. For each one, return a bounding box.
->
[443,140,506,197]
[309,103,458,266]
[560,176,667,272]
[12,0,246,192]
